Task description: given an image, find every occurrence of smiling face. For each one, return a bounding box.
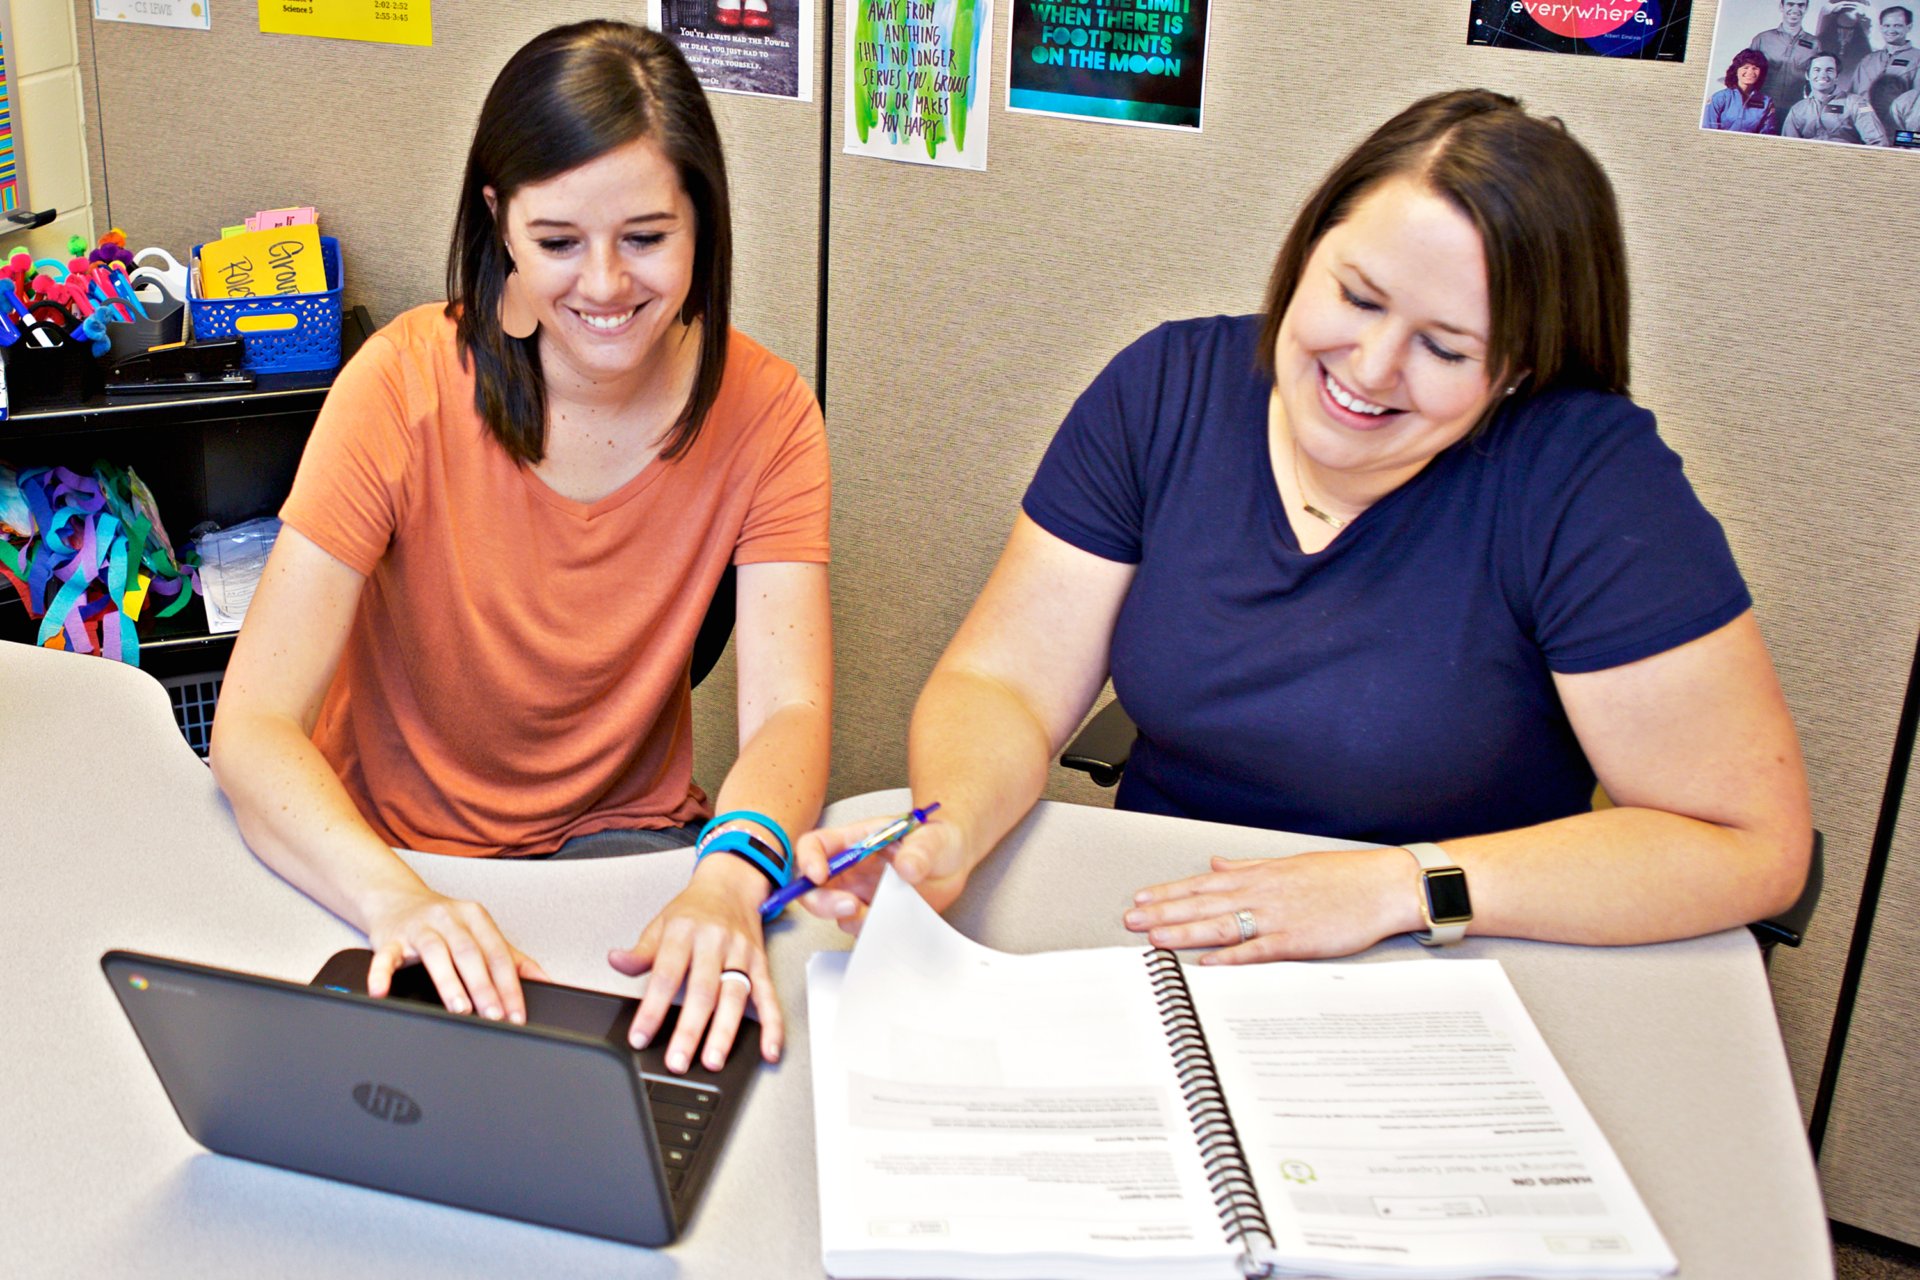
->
[1808,54,1840,94]
[1736,61,1764,90]
[1783,0,1808,30]
[1884,10,1911,44]
[489,134,697,397]
[1271,177,1501,509]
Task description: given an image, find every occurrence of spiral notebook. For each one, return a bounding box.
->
[807,871,1676,1279]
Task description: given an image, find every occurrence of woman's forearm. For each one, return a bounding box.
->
[209,708,432,932]
[1439,803,1811,945]
[907,665,1060,879]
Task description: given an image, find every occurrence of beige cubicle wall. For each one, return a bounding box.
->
[74,3,826,795]
[819,0,1920,1228]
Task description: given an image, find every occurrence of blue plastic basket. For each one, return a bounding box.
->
[188,235,344,374]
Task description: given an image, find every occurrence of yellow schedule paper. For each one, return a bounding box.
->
[257,0,431,46]
[198,225,328,299]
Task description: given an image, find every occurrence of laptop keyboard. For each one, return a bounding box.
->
[642,1076,720,1198]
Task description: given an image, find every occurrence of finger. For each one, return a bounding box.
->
[366,940,407,998]
[1142,908,1253,952]
[1199,933,1292,965]
[514,949,552,984]
[665,945,725,1076]
[440,922,510,1022]
[794,817,896,885]
[1125,892,1236,931]
[700,954,757,1072]
[836,898,871,936]
[748,952,783,1063]
[608,918,663,978]
[891,824,954,885]
[412,929,472,1015]
[455,908,528,1023]
[628,928,692,1050]
[798,886,855,921]
[1133,869,1248,905]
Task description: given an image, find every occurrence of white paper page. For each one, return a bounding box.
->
[1184,959,1676,1279]
[195,518,280,634]
[808,871,1241,1280]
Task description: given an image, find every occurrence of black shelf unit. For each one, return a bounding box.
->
[1,307,373,683]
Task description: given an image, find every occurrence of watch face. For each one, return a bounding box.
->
[1423,867,1473,925]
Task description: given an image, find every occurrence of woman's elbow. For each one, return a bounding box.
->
[1752,819,1816,921]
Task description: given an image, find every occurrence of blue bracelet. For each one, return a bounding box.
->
[698,809,794,864]
[695,830,793,889]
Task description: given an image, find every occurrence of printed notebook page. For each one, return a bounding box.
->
[808,871,1242,1280]
[1183,959,1677,1279]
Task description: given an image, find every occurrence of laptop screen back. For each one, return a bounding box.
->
[103,950,678,1246]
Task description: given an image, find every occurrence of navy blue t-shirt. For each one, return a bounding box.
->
[1022,316,1751,846]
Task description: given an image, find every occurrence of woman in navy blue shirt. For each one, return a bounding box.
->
[799,90,1811,959]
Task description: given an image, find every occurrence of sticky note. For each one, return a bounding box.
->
[198,224,326,299]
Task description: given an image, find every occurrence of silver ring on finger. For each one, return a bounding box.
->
[1232,909,1258,944]
[718,968,754,996]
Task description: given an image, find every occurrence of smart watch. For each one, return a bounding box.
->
[1403,843,1472,946]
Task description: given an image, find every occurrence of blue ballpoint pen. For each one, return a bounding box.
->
[758,802,941,920]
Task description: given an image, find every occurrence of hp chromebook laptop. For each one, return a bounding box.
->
[101,947,758,1246]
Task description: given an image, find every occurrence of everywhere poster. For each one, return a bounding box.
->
[1467,0,1692,60]
[844,0,992,168]
[1007,0,1210,129]
[1698,0,1918,150]
[650,0,815,101]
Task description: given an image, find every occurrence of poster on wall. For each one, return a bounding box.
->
[650,0,814,101]
[1006,0,1209,130]
[94,0,211,28]
[1699,0,1918,148]
[0,25,20,217]
[257,0,431,46]
[844,0,992,168]
[1467,0,1691,60]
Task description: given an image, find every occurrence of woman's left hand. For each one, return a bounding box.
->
[609,856,781,1074]
[1123,846,1418,962]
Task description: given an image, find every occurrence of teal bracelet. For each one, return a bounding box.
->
[698,809,794,864]
[695,830,793,889]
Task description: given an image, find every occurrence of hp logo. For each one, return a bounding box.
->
[352,1082,422,1125]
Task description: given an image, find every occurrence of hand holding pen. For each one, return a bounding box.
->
[763,802,941,921]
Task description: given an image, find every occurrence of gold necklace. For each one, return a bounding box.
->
[1291,438,1350,530]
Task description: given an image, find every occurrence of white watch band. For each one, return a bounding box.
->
[1405,842,1469,946]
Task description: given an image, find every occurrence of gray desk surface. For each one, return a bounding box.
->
[3,641,1832,1278]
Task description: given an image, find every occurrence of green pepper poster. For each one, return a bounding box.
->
[1008,0,1209,129]
[845,0,992,169]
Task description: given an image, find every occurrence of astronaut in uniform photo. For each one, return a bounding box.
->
[1889,81,1920,137]
[1784,50,1891,140]
[1849,4,1919,93]
[1751,0,1822,120]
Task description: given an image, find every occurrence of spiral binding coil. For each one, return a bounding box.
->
[1145,948,1275,1276]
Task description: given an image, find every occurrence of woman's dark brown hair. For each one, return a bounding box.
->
[446,20,732,465]
[1257,89,1630,407]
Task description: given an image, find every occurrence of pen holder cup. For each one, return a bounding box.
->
[5,325,103,411]
[188,236,344,375]
[106,293,186,364]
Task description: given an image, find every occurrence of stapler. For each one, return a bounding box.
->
[105,338,253,395]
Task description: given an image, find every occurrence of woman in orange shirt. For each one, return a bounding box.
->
[211,21,830,1076]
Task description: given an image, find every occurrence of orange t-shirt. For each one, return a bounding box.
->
[279,305,829,856]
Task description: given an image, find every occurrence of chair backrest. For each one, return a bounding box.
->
[691,563,735,690]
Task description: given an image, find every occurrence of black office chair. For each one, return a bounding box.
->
[1060,700,1824,954]
[691,562,736,690]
